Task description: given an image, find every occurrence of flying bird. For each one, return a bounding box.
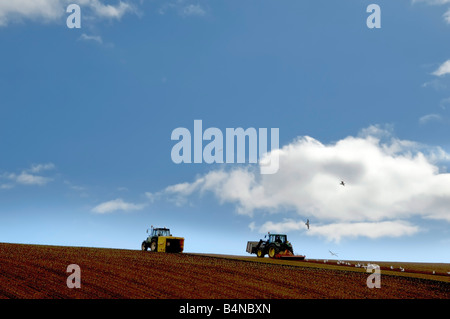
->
[340,181,345,186]
[329,250,338,257]
[305,219,310,230]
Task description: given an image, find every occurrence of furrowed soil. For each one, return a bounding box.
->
[0,243,449,299]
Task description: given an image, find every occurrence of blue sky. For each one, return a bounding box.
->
[1,0,450,263]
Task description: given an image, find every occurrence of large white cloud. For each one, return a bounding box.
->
[152,125,450,241]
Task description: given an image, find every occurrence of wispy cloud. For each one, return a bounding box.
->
[413,0,450,23]
[1,163,56,188]
[29,163,56,173]
[181,4,206,17]
[432,60,450,76]
[0,0,64,26]
[84,0,134,20]
[79,33,103,44]
[91,198,146,214]
[419,113,443,125]
[14,172,52,186]
[0,0,137,27]
[439,97,450,109]
[158,0,207,17]
[64,180,88,198]
[421,79,448,90]
[0,183,14,190]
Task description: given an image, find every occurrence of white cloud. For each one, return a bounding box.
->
[14,172,52,185]
[181,4,206,17]
[439,97,450,109]
[1,163,56,187]
[425,146,450,163]
[419,113,443,125]
[158,1,206,17]
[154,126,450,240]
[0,0,64,26]
[64,180,87,192]
[79,33,103,44]
[432,60,450,76]
[256,219,306,234]
[29,162,56,173]
[444,9,450,23]
[412,0,450,24]
[83,0,134,20]
[92,198,145,214]
[421,79,448,90]
[0,0,136,26]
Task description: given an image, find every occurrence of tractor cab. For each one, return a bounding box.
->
[267,234,287,244]
[149,227,171,237]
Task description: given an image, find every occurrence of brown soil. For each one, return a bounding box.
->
[0,243,448,299]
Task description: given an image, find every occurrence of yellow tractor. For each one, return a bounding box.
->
[141,226,184,253]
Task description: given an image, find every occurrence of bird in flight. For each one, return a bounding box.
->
[329,250,338,257]
[305,219,310,230]
[340,181,345,186]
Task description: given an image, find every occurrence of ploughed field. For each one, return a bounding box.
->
[0,243,449,299]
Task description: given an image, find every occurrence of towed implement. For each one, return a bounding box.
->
[246,232,305,260]
[142,226,184,253]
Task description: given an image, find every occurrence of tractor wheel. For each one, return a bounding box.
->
[141,242,148,251]
[150,240,157,252]
[256,249,264,258]
[268,246,279,258]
